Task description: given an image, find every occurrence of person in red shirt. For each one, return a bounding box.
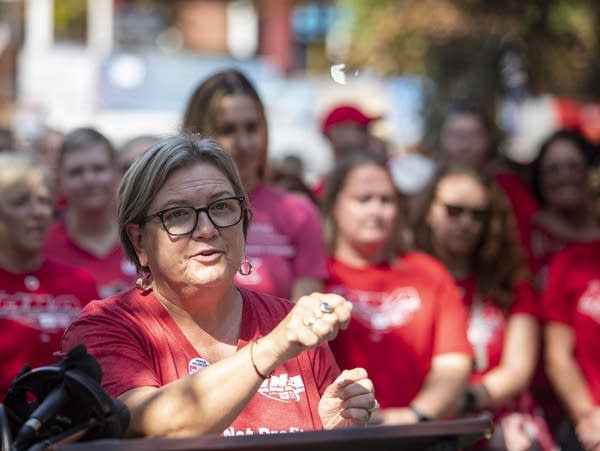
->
[61,134,376,437]
[313,104,387,200]
[320,153,473,424]
[0,152,98,399]
[435,102,540,264]
[528,128,600,288]
[542,240,600,451]
[413,165,554,450]
[43,127,138,297]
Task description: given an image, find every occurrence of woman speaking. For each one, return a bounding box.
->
[61,134,375,438]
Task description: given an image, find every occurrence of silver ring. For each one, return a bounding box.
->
[305,315,318,329]
[367,399,380,413]
[319,302,335,314]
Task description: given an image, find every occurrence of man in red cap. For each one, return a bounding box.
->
[321,104,385,161]
[311,104,386,200]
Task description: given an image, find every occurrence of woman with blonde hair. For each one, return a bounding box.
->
[0,151,97,399]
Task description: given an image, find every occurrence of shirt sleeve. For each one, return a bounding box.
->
[540,248,574,326]
[509,280,539,317]
[433,264,474,358]
[61,301,162,397]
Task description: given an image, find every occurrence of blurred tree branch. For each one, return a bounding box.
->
[340,0,600,103]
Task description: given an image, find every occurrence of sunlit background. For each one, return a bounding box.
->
[1,0,599,181]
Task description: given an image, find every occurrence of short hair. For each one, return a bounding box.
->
[118,134,162,173]
[117,134,252,272]
[181,68,269,182]
[438,101,498,159]
[59,127,116,168]
[0,151,53,197]
[320,153,407,262]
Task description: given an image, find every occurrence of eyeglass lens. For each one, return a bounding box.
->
[161,197,242,235]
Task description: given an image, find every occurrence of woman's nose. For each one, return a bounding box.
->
[191,211,218,237]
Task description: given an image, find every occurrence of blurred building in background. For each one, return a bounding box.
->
[4,1,591,178]
[0,0,426,180]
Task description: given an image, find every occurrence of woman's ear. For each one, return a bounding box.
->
[125,223,148,267]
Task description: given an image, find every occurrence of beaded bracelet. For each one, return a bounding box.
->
[250,339,271,379]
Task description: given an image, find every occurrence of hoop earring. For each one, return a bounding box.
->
[238,259,253,276]
[135,267,153,293]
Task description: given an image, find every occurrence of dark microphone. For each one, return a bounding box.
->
[11,384,69,449]
[11,345,104,451]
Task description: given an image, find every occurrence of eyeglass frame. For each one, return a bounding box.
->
[141,195,246,236]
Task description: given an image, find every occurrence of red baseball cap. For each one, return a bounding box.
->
[321,104,381,134]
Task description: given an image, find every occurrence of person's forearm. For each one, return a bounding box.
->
[545,323,596,423]
[547,352,596,422]
[480,365,532,409]
[476,314,538,410]
[410,354,472,419]
[122,341,279,437]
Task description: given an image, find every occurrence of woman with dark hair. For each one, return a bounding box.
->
[413,165,553,450]
[528,128,600,287]
[321,153,473,425]
[435,102,540,267]
[182,69,327,301]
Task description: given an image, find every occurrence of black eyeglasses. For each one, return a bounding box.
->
[142,196,245,236]
[442,203,490,223]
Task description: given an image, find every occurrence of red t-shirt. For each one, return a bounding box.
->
[457,277,538,380]
[61,287,339,435]
[540,240,600,404]
[43,221,138,298]
[235,184,328,299]
[528,216,581,289]
[0,258,98,399]
[494,171,540,247]
[325,252,473,408]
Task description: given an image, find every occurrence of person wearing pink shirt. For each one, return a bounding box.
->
[542,240,600,451]
[181,69,327,301]
[321,153,473,425]
[0,152,98,399]
[413,165,554,450]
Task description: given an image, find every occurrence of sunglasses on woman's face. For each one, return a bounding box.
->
[442,203,490,223]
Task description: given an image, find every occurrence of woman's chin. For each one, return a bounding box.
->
[191,268,232,287]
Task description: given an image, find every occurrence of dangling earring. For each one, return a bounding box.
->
[238,258,253,276]
[136,267,153,293]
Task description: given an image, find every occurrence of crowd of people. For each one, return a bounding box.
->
[1,67,599,451]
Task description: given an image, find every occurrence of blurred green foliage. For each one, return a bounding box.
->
[340,0,600,103]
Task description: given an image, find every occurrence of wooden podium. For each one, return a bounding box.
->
[53,413,493,451]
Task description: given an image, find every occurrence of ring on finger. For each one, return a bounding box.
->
[305,315,318,329]
[367,399,380,413]
[319,301,335,314]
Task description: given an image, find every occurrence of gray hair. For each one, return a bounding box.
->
[117,134,251,272]
[0,151,54,196]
